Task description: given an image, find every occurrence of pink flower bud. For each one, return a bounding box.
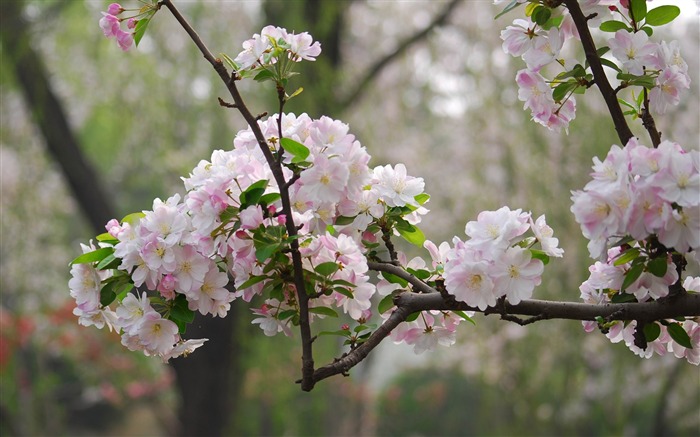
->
[127,18,137,30]
[277,214,287,226]
[105,218,121,238]
[107,3,123,16]
[98,13,120,38]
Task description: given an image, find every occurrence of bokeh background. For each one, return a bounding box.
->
[1,1,699,435]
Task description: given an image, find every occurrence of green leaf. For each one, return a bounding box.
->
[494,0,523,20]
[599,20,631,32]
[552,81,578,103]
[286,87,304,100]
[453,310,476,326]
[219,206,238,223]
[382,272,408,287]
[644,322,661,343]
[240,179,269,208]
[121,212,145,226]
[318,329,351,337]
[610,235,635,248]
[532,6,552,26]
[315,261,339,276]
[280,138,310,160]
[255,243,280,263]
[334,215,356,226]
[171,295,195,324]
[640,26,653,37]
[667,322,693,349]
[600,58,622,72]
[96,233,119,244]
[331,279,357,288]
[541,15,564,30]
[333,287,354,299]
[414,193,430,205]
[614,247,640,266]
[529,249,550,266]
[220,53,239,71]
[630,0,647,23]
[253,69,276,82]
[133,18,150,47]
[621,263,644,291]
[646,257,668,278]
[378,294,396,314]
[100,282,117,307]
[96,253,120,270]
[308,306,339,318]
[645,5,680,26]
[237,274,269,291]
[395,221,426,247]
[407,267,431,280]
[71,247,114,265]
[611,292,637,303]
[277,310,297,321]
[405,311,420,323]
[258,192,281,207]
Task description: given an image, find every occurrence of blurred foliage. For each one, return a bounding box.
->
[1,0,698,436]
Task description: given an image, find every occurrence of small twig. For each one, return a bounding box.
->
[255,112,268,121]
[217,97,237,108]
[641,88,662,147]
[380,225,398,263]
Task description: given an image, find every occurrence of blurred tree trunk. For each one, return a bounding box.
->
[1,2,240,436]
[0,0,116,231]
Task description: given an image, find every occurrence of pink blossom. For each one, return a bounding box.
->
[464,206,530,253]
[99,13,120,38]
[608,30,657,75]
[116,29,134,51]
[299,155,349,203]
[522,28,563,72]
[500,18,537,57]
[650,66,691,115]
[492,247,544,304]
[138,317,179,356]
[529,215,564,257]
[516,69,554,121]
[172,245,210,294]
[239,205,264,230]
[287,32,322,62]
[372,163,425,208]
[444,244,496,311]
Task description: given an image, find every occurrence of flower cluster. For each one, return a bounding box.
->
[571,138,699,260]
[500,1,688,132]
[98,2,135,51]
[443,207,563,311]
[232,25,321,72]
[580,248,700,364]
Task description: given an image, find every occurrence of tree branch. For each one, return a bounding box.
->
[564,0,634,144]
[338,0,461,108]
[160,0,316,391]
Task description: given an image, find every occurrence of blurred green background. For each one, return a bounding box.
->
[1,1,698,436]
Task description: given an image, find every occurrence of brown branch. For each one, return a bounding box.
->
[564,0,634,144]
[160,0,316,391]
[338,0,462,108]
[641,88,662,147]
